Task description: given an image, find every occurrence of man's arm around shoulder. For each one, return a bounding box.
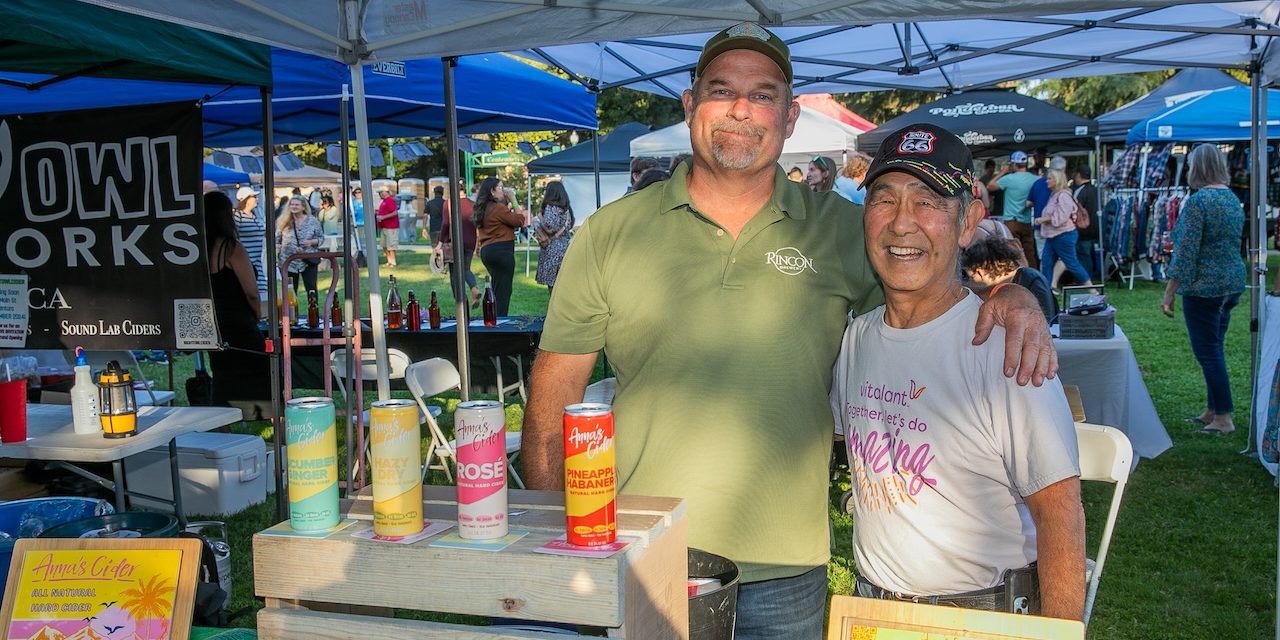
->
[1024,476,1086,621]
[520,351,599,490]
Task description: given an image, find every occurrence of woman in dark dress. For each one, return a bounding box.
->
[205,192,270,413]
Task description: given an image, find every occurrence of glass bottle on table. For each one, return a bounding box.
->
[306,290,320,328]
[482,280,497,327]
[330,292,342,327]
[386,274,403,330]
[427,290,441,329]
[405,290,421,331]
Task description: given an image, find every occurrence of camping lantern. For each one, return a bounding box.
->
[97,361,137,438]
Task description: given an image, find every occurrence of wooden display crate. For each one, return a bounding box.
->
[254,486,689,639]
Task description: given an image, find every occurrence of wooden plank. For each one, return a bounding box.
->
[621,515,688,640]
[826,596,1083,640]
[257,607,571,640]
[1063,384,1086,422]
[254,527,628,627]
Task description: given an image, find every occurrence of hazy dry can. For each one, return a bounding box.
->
[454,400,508,539]
[563,403,616,546]
[284,397,340,531]
[370,399,424,537]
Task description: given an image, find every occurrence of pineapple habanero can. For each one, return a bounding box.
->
[369,399,424,537]
[563,403,616,546]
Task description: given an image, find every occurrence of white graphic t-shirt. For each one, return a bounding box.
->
[830,293,1079,596]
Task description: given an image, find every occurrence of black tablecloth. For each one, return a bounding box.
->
[279,317,543,391]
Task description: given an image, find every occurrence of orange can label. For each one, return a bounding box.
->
[563,403,616,546]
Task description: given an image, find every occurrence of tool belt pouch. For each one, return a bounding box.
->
[1001,563,1041,615]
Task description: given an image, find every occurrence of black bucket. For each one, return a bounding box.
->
[39,512,179,539]
[688,548,740,640]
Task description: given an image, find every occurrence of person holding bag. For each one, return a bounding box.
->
[474,176,526,316]
[1032,169,1093,290]
[534,182,575,292]
[276,195,324,301]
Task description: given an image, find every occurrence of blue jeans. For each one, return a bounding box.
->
[734,565,827,640]
[1183,293,1241,414]
[1040,230,1090,285]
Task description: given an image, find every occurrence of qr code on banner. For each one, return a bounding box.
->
[173,299,220,349]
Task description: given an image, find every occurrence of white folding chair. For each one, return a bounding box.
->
[1075,422,1133,626]
[405,358,525,489]
[78,350,175,406]
[329,347,430,426]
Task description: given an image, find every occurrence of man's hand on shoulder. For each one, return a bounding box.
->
[973,284,1057,386]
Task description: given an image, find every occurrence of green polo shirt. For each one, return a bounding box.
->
[542,162,882,583]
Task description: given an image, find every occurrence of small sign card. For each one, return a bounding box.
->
[428,529,529,552]
[531,535,635,559]
[0,538,203,640]
[351,521,452,545]
[257,519,358,539]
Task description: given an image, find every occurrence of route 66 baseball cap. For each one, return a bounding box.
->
[695,22,793,84]
[864,123,977,199]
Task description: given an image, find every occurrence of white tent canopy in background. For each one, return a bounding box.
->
[630,105,871,171]
[218,147,345,188]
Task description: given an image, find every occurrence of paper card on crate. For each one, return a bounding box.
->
[351,521,451,544]
[428,529,529,552]
[258,519,358,539]
[532,535,635,558]
[825,596,1083,640]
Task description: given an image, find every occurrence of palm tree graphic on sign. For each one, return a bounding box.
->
[120,575,173,640]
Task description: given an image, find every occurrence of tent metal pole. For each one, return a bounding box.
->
[350,62,391,400]
[592,129,602,209]
[261,86,286,522]
[1093,136,1104,283]
[444,57,473,398]
[1247,62,1264,456]
[526,174,533,278]
[339,86,358,497]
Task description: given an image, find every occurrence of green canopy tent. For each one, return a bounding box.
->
[0,0,270,87]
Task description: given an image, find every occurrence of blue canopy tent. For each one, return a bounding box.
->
[203,162,251,186]
[1097,69,1240,143]
[0,49,597,142]
[1126,85,1280,144]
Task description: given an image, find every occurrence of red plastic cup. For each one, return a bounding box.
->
[0,380,27,443]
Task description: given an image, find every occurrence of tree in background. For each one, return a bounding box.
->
[1029,71,1173,118]
[595,86,684,134]
[833,89,939,126]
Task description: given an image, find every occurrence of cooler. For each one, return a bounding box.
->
[123,432,267,516]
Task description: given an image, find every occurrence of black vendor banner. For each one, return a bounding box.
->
[0,101,219,350]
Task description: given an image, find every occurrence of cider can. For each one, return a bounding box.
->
[370,399,424,537]
[563,403,616,546]
[284,397,340,531]
[455,400,509,539]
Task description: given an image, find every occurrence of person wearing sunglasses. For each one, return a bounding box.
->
[806,155,836,193]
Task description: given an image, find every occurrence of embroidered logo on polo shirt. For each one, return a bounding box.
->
[765,247,817,275]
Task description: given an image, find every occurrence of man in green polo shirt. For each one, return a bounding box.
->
[520,22,1055,639]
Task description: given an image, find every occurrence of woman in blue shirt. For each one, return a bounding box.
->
[1162,144,1247,435]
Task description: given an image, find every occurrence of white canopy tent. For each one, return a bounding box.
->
[630,104,870,171]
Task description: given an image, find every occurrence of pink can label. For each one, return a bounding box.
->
[455,402,508,540]
[456,418,506,503]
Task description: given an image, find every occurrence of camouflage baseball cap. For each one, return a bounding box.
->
[695,22,792,84]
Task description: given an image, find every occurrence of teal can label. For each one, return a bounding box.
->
[285,397,340,531]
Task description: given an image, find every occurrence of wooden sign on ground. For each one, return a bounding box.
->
[827,596,1084,640]
[0,538,203,640]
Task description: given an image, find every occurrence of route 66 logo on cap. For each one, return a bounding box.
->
[898,130,936,154]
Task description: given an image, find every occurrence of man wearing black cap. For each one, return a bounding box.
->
[522,23,1055,638]
[832,123,1084,621]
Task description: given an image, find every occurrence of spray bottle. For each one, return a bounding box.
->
[70,347,99,435]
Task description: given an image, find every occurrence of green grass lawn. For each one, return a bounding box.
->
[142,247,1278,637]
